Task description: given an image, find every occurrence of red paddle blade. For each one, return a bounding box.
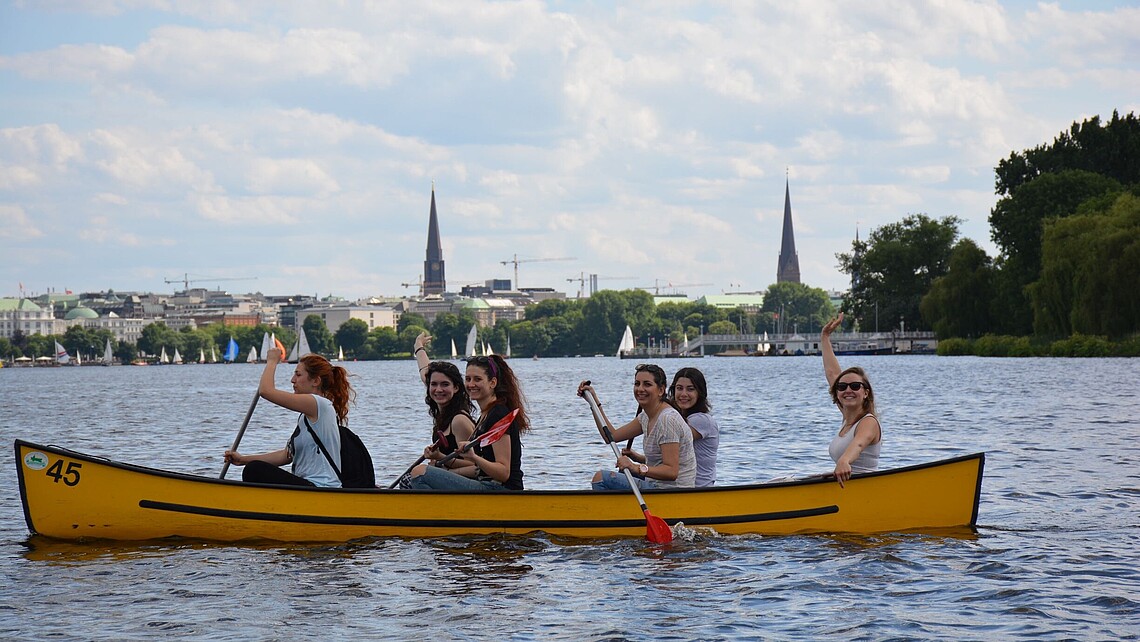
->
[645,511,673,544]
[479,408,520,446]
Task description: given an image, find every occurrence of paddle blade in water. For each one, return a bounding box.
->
[645,511,673,544]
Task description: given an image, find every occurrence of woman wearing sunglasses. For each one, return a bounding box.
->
[582,363,696,490]
[406,354,529,490]
[822,313,881,487]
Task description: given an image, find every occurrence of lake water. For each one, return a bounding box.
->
[1,355,1137,640]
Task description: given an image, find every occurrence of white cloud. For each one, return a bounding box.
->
[0,204,43,239]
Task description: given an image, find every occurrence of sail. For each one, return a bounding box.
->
[223,337,238,363]
[259,333,271,362]
[337,345,344,361]
[75,350,82,365]
[683,333,690,351]
[505,334,511,359]
[55,341,70,364]
[450,339,458,359]
[760,331,771,353]
[290,329,311,362]
[160,346,169,364]
[210,345,217,363]
[487,342,494,356]
[465,324,478,358]
[199,349,206,364]
[247,346,258,363]
[172,348,182,365]
[617,325,635,357]
[103,339,113,365]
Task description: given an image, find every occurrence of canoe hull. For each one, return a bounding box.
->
[15,440,984,542]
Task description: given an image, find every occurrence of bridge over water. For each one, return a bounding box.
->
[623,331,938,357]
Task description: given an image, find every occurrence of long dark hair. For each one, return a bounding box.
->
[424,361,474,438]
[670,366,710,419]
[466,354,530,434]
[299,353,355,425]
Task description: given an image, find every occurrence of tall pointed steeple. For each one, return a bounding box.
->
[422,183,446,296]
[776,175,801,284]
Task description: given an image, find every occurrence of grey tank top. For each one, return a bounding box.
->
[827,413,880,473]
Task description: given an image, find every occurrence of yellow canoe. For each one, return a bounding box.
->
[15,440,984,542]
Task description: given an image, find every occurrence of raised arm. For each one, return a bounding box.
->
[414,332,431,383]
[258,347,317,418]
[821,313,844,387]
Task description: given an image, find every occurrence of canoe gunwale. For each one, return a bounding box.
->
[15,439,984,496]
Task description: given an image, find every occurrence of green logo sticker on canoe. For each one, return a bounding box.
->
[24,452,48,470]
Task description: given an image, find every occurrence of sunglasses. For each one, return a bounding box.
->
[635,364,664,374]
[834,381,867,392]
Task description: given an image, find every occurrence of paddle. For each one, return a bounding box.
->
[580,386,673,544]
[434,407,520,468]
[220,389,260,479]
[388,431,448,489]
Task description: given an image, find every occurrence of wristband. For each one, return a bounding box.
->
[415,347,427,356]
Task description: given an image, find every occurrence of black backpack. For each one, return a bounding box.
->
[302,416,376,489]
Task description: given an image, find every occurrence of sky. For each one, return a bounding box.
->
[2,1,1138,302]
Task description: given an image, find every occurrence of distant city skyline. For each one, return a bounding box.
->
[3,2,1137,300]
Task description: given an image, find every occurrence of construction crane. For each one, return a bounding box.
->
[164,273,257,292]
[636,279,714,295]
[565,273,637,298]
[500,255,576,290]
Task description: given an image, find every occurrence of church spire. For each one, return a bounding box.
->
[776,175,801,284]
[422,183,446,296]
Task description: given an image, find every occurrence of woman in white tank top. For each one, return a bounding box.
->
[821,313,882,487]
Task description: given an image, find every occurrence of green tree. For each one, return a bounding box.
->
[578,289,656,354]
[761,282,834,335]
[507,319,551,357]
[995,111,1140,197]
[919,239,996,338]
[335,318,370,356]
[303,315,334,356]
[430,311,476,356]
[837,214,960,332]
[397,312,428,333]
[1030,192,1140,338]
[62,324,97,358]
[364,326,400,358]
[988,170,1122,334]
[138,322,181,357]
[0,337,12,359]
[707,320,737,335]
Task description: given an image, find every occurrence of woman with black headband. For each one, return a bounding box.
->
[821,313,881,487]
[405,353,529,491]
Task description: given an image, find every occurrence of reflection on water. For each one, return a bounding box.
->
[2,356,1139,639]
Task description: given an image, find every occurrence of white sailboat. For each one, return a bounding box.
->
[682,333,690,354]
[289,329,311,362]
[160,346,170,364]
[259,332,271,363]
[247,346,258,363]
[102,339,114,366]
[465,324,478,358]
[172,348,183,365]
[210,345,217,363]
[760,331,771,354]
[199,349,206,364]
[450,339,458,359]
[55,341,71,365]
[617,325,635,357]
[337,346,344,361]
[505,334,511,359]
[75,350,82,366]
